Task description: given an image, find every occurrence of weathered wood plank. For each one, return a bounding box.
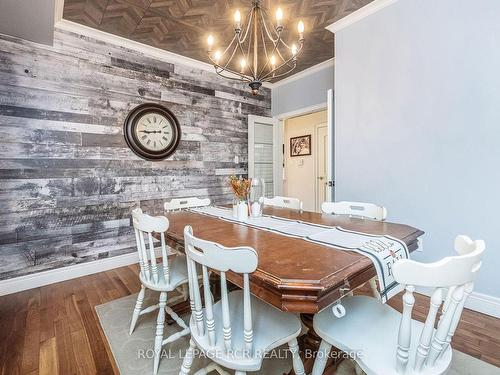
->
[0,28,269,280]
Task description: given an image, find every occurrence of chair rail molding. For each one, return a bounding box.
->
[326,0,400,33]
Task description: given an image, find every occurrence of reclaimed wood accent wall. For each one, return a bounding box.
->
[0,29,271,280]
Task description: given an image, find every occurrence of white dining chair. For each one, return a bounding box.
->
[311,235,485,375]
[130,208,191,374]
[179,226,305,375]
[164,197,211,211]
[321,201,387,221]
[263,196,303,210]
[322,200,388,299]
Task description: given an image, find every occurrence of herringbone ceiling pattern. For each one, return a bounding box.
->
[63,0,374,80]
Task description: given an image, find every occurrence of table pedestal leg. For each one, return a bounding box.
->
[286,313,344,375]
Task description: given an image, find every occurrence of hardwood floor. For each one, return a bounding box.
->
[0,264,499,374]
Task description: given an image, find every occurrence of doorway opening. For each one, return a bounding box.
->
[282,109,328,212]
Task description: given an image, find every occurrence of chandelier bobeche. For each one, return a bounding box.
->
[206,0,305,95]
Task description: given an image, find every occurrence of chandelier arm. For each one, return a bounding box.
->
[257,21,273,78]
[260,55,297,81]
[275,48,295,70]
[221,34,238,57]
[261,62,297,82]
[221,42,240,71]
[259,6,280,43]
[237,32,256,78]
[238,7,254,44]
[215,68,252,82]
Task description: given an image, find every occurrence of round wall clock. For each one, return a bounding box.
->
[124,103,181,161]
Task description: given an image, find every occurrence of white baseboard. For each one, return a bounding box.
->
[415,287,500,319]
[0,252,141,296]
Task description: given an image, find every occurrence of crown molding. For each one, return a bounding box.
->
[326,0,400,33]
[54,18,274,89]
[272,58,334,89]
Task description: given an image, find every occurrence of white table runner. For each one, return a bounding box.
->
[190,206,409,302]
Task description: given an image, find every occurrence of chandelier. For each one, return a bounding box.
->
[206,1,305,95]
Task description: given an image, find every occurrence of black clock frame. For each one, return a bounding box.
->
[124,103,181,161]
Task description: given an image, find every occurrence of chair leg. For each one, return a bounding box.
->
[129,285,145,335]
[311,340,332,375]
[288,338,305,375]
[179,339,196,375]
[153,291,167,374]
[369,277,380,299]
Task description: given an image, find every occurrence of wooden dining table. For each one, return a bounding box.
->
[163,205,424,373]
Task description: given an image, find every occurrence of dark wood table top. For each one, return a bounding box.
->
[164,206,424,313]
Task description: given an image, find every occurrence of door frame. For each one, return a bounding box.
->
[314,122,328,212]
[273,101,332,203]
[248,114,283,197]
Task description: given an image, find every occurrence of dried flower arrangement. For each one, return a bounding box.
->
[229,175,251,201]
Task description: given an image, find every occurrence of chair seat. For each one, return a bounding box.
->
[139,254,189,292]
[313,296,452,375]
[190,290,302,372]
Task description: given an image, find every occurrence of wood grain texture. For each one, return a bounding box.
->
[163,206,424,313]
[0,265,498,375]
[62,0,375,81]
[0,29,270,280]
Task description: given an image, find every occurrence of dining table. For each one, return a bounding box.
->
[162,205,424,374]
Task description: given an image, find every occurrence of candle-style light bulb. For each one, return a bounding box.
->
[297,21,305,40]
[234,9,241,30]
[240,58,246,72]
[214,50,222,64]
[207,34,214,51]
[276,8,283,28]
[270,55,276,67]
[291,44,297,57]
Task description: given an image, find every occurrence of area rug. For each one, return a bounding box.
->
[96,292,500,375]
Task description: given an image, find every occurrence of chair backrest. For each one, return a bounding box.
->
[132,208,170,285]
[263,196,303,210]
[184,226,258,355]
[164,197,211,211]
[321,201,387,221]
[392,235,485,373]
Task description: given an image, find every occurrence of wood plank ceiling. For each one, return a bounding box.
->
[63,0,374,81]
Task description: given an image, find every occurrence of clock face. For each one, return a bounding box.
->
[124,104,181,161]
[134,113,174,152]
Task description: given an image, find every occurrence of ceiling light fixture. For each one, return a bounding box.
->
[206,0,305,95]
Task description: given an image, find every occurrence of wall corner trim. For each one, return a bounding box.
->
[415,287,500,319]
[326,0,400,33]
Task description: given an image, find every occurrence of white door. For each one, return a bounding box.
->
[315,124,328,212]
[248,115,283,197]
[326,88,335,201]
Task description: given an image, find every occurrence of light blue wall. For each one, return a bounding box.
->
[271,63,334,116]
[335,0,500,298]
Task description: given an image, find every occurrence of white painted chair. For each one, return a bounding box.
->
[130,208,191,374]
[179,226,305,375]
[321,201,387,221]
[322,200,388,299]
[262,196,303,210]
[164,197,211,211]
[311,235,485,375]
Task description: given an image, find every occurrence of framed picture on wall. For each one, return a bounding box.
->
[290,135,311,157]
